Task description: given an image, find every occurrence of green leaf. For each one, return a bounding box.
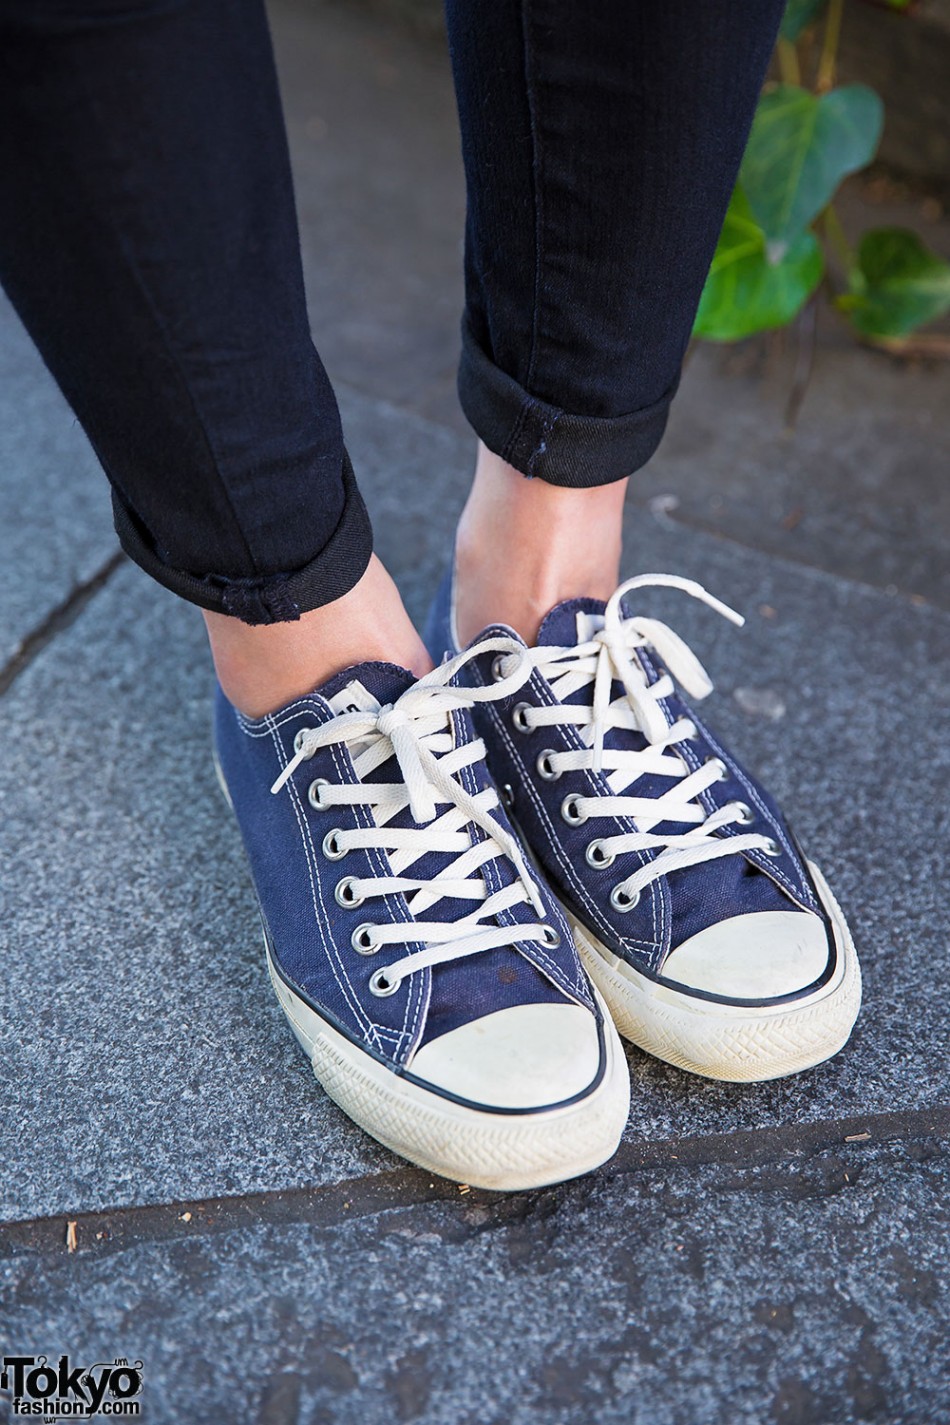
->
[843,227,950,337]
[694,188,824,340]
[780,0,826,41]
[741,84,883,246]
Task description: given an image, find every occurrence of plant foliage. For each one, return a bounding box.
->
[696,0,950,349]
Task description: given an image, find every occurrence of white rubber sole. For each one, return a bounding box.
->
[567,862,861,1083]
[265,940,630,1191]
[217,740,630,1185]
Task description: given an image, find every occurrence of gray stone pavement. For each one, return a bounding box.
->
[1,2,948,1421]
[3,1136,948,1425]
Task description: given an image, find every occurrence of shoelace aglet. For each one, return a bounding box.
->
[270,744,309,796]
[611,573,745,629]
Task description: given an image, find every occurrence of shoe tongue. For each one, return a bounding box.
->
[316,660,416,716]
[536,597,607,648]
[535,598,613,718]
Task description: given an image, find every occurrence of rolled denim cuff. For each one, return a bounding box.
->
[458,317,678,487]
[111,448,373,625]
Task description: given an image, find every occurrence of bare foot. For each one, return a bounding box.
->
[204,554,431,717]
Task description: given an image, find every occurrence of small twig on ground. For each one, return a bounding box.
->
[785,296,819,430]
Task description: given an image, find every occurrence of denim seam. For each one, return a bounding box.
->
[114,451,369,623]
[525,405,562,479]
[78,63,262,580]
[501,398,532,471]
[519,0,545,400]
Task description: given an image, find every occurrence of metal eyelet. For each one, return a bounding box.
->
[732,801,755,825]
[761,838,782,858]
[585,840,616,869]
[561,794,587,826]
[322,829,347,860]
[351,922,379,955]
[539,924,561,949]
[536,749,560,781]
[369,967,400,997]
[610,884,641,913]
[500,783,515,810]
[335,877,364,908]
[491,653,508,682]
[308,777,330,810]
[512,702,533,733]
[704,756,728,782]
[293,727,313,755]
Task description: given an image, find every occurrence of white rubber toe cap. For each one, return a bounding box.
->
[409,1002,602,1109]
[661,910,831,1001]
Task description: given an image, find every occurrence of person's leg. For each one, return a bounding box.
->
[202,556,428,716]
[427,1,861,1087]
[1,0,628,1186]
[0,0,428,713]
[454,443,629,646]
[443,0,785,643]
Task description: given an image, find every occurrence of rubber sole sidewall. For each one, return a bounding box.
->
[568,862,861,1083]
[265,943,631,1191]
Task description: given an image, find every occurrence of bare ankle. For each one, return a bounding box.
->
[204,555,432,717]
[454,441,627,645]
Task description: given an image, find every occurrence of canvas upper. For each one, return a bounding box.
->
[213,647,613,1101]
[424,564,838,1007]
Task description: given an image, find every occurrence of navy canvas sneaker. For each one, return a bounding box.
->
[214,642,629,1190]
[425,566,861,1083]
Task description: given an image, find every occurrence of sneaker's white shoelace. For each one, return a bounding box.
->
[270,641,554,997]
[514,574,779,910]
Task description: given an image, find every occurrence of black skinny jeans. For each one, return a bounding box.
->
[0,0,783,625]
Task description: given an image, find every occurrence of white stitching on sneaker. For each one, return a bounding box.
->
[689,713,818,911]
[518,575,777,906]
[265,713,384,1049]
[269,641,558,997]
